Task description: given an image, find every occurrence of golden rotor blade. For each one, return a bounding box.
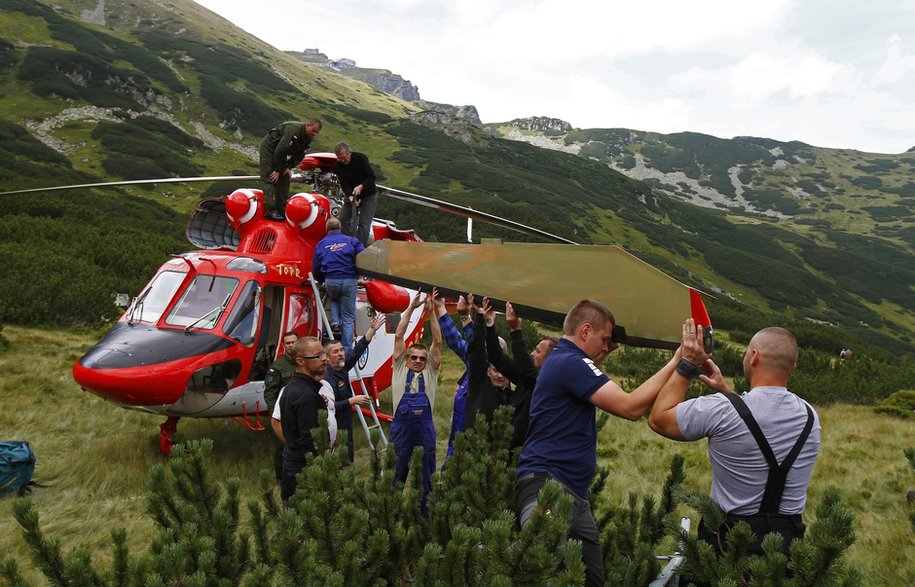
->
[358,240,708,349]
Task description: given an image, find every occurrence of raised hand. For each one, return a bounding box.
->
[482,297,496,327]
[505,301,522,331]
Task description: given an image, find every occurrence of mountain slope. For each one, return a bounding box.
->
[0,0,912,354]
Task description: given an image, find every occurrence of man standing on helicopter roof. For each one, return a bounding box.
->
[259,119,322,220]
[333,141,378,246]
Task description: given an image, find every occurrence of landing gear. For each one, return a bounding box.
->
[159,416,180,456]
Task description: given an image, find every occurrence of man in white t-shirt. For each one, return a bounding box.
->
[649,321,820,555]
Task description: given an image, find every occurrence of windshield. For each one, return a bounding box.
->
[223,281,262,345]
[165,276,239,329]
[129,271,185,324]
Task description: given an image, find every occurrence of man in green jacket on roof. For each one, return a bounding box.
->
[259,119,322,220]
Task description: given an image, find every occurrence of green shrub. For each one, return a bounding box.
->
[874,390,915,419]
[17,46,159,109]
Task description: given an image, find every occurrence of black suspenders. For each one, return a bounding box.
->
[721,393,815,515]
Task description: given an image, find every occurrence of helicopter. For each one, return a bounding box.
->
[4,152,714,455]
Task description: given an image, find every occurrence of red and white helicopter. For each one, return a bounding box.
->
[7,152,714,455]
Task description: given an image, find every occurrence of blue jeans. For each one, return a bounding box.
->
[325,278,357,352]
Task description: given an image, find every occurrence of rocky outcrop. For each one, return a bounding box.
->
[409,111,481,145]
[508,116,573,134]
[414,101,481,126]
[80,0,106,26]
[364,72,420,101]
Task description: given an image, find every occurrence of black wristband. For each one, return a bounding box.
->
[676,358,700,380]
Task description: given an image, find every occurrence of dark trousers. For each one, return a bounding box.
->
[515,473,605,587]
[698,512,806,556]
[262,175,291,215]
[338,192,377,246]
[340,422,355,463]
[272,435,284,482]
[280,470,299,504]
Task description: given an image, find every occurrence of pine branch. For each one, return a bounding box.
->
[0,557,30,587]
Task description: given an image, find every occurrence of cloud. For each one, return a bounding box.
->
[666,46,852,106]
[871,34,915,86]
[195,0,915,152]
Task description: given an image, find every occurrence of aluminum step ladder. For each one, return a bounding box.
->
[308,273,388,450]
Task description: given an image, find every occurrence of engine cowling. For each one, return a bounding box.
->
[225,188,263,229]
[286,192,331,240]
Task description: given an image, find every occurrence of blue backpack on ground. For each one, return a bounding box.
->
[1,441,36,496]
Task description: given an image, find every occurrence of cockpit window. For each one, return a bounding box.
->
[165,276,239,329]
[128,271,185,325]
[223,281,262,345]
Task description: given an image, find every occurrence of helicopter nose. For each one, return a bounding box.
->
[80,345,142,369]
[73,322,238,406]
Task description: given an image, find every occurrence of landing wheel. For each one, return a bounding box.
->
[159,416,180,456]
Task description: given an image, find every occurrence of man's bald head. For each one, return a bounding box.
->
[748,327,798,373]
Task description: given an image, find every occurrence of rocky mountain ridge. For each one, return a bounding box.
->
[286,49,481,125]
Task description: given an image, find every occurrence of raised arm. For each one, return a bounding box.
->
[589,350,681,421]
[427,294,442,369]
[434,289,469,364]
[649,319,719,439]
[484,298,521,383]
[394,290,423,361]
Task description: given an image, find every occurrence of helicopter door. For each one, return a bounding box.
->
[244,285,284,379]
[284,291,315,341]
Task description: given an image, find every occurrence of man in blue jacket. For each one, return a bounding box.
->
[313,217,365,352]
[323,313,385,462]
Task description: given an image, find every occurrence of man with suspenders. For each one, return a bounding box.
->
[649,321,821,554]
[390,290,442,516]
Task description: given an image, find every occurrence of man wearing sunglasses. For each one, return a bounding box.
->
[389,290,442,516]
[278,336,328,505]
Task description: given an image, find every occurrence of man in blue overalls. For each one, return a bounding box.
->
[390,289,442,516]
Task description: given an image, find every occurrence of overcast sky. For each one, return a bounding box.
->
[194,0,915,154]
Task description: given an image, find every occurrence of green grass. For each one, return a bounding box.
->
[2,322,914,584]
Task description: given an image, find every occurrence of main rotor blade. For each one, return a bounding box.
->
[358,240,709,349]
[377,185,577,245]
[0,176,259,196]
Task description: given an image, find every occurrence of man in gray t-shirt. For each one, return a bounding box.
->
[648,322,820,554]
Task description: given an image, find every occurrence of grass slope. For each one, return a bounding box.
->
[1,325,912,585]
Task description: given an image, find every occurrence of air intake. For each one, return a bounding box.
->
[246,226,277,254]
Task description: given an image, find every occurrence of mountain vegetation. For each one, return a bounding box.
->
[0,0,912,363]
